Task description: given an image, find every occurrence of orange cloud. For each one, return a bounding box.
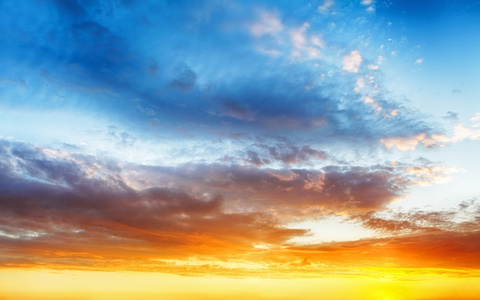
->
[1,140,478,278]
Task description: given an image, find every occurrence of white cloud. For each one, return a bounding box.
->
[381,133,432,151]
[257,47,281,56]
[342,50,362,73]
[382,114,480,151]
[432,114,480,144]
[381,136,421,152]
[291,23,308,46]
[471,112,480,126]
[318,0,334,13]
[290,23,323,60]
[405,165,464,186]
[250,11,283,36]
[310,35,325,47]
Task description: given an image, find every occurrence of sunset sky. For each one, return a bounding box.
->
[1,0,480,299]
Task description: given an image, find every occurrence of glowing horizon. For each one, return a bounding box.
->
[1,0,480,299]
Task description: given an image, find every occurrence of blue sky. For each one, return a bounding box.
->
[0,0,480,273]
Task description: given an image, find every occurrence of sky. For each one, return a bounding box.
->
[1,0,480,299]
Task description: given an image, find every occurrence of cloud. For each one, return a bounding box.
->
[289,229,480,270]
[0,0,437,155]
[243,143,328,166]
[133,162,404,214]
[0,140,404,229]
[1,0,477,279]
[381,113,480,151]
[380,133,428,151]
[443,111,458,121]
[0,140,306,268]
[290,23,323,60]
[403,164,463,186]
[108,126,137,147]
[169,63,197,92]
[432,113,480,144]
[250,11,283,36]
[243,150,268,166]
[0,139,479,275]
[218,100,257,121]
[342,50,362,73]
[318,0,334,13]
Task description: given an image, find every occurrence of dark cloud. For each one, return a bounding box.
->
[169,63,197,92]
[148,59,160,76]
[241,142,328,167]
[1,140,478,274]
[0,140,306,268]
[443,111,458,121]
[351,197,480,235]
[133,163,403,214]
[261,144,328,165]
[243,150,267,166]
[218,100,257,121]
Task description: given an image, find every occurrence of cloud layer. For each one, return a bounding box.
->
[1,139,478,274]
[1,0,479,280]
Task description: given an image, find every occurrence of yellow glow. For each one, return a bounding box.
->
[1,269,480,300]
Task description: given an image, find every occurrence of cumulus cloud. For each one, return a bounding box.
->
[342,50,362,73]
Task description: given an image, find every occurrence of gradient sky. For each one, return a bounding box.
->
[1,0,480,299]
